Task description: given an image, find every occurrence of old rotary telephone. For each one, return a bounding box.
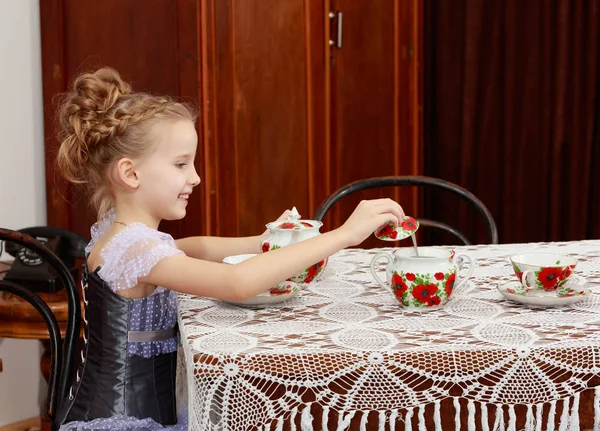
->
[2,226,88,293]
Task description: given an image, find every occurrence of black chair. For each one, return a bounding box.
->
[0,228,81,430]
[0,280,62,427]
[312,176,498,245]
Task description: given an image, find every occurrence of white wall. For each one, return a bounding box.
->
[0,0,47,425]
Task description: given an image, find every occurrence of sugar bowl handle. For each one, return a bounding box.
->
[451,252,477,290]
[370,251,393,290]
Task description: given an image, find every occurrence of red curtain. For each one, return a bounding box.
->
[424,0,600,244]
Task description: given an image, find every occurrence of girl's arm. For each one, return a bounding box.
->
[174,235,262,262]
[174,210,290,262]
[142,199,404,301]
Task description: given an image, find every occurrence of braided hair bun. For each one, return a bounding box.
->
[56,67,195,216]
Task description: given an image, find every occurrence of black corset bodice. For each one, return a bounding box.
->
[57,270,178,426]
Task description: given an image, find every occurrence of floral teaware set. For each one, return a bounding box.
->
[223,208,591,308]
[497,253,591,306]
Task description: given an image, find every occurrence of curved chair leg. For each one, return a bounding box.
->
[0,227,80,408]
[0,280,62,426]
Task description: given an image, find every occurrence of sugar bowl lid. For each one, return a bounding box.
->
[266,207,323,230]
[374,216,419,241]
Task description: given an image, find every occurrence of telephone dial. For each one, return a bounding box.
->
[2,226,88,293]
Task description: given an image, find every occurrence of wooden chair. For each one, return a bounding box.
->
[313,175,498,245]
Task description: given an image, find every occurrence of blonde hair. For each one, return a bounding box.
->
[57,67,197,218]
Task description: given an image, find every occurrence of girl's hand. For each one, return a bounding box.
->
[338,199,405,247]
[274,209,291,223]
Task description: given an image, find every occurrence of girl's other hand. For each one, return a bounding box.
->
[274,209,291,222]
[338,199,405,247]
[261,209,291,237]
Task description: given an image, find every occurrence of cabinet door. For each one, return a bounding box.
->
[202,0,326,237]
[41,0,203,240]
[324,0,422,246]
[205,0,422,238]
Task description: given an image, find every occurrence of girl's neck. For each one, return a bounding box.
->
[112,204,161,230]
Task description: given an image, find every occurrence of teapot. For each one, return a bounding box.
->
[261,207,328,284]
[370,247,476,309]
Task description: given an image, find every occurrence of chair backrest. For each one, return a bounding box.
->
[0,280,62,425]
[312,175,498,245]
[0,228,81,427]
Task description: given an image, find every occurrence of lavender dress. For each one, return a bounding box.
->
[58,211,188,430]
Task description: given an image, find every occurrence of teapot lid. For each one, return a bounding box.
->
[267,207,322,230]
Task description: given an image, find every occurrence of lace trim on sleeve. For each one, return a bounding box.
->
[84,209,116,256]
[97,224,184,292]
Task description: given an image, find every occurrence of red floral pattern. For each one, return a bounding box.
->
[391,273,408,300]
[270,285,292,295]
[561,266,572,280]
[537,267,563,290]
[377,224,398,239]
[388,269,456,308]
[412,283,438,303]
[279,222,296,229]
[379,224,393,235]
[445,273,456,296]
[401,218,418,231]
[427,296,441,306]
[303,259,326,284]
[261,242,270,253]
[512,264,524,283]
[515,270,523,282]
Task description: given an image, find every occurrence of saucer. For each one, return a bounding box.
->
[497,281,590,307]
[223,253,257,264]
[225,281,301,307]
[374,216,419,241]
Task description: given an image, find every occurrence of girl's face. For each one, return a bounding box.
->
[135,119,201,221]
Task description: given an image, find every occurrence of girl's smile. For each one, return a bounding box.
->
[178,193,191,205]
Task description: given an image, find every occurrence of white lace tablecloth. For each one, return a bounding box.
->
[177,241,600,431]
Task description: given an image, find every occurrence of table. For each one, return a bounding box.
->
[178,241,600,430]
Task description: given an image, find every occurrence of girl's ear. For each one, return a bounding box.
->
[115,158,140,190]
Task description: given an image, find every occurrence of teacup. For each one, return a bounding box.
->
[509,253,585,296]
[370,247,476,309]
[222,253,300,295]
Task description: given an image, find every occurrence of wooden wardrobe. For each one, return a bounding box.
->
[41,0,423,242]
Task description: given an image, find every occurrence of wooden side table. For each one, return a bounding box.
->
[0,261,79,431]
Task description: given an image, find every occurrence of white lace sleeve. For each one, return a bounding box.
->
[97,224,184,292]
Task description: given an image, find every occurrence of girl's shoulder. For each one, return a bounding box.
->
[86,209,179,255]
[86,212,183,292]
[103,222,177,250]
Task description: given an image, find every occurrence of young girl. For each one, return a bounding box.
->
[54,67,404,430]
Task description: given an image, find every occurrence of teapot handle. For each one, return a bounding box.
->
[370,251,393,290]
[452,252,477,290]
